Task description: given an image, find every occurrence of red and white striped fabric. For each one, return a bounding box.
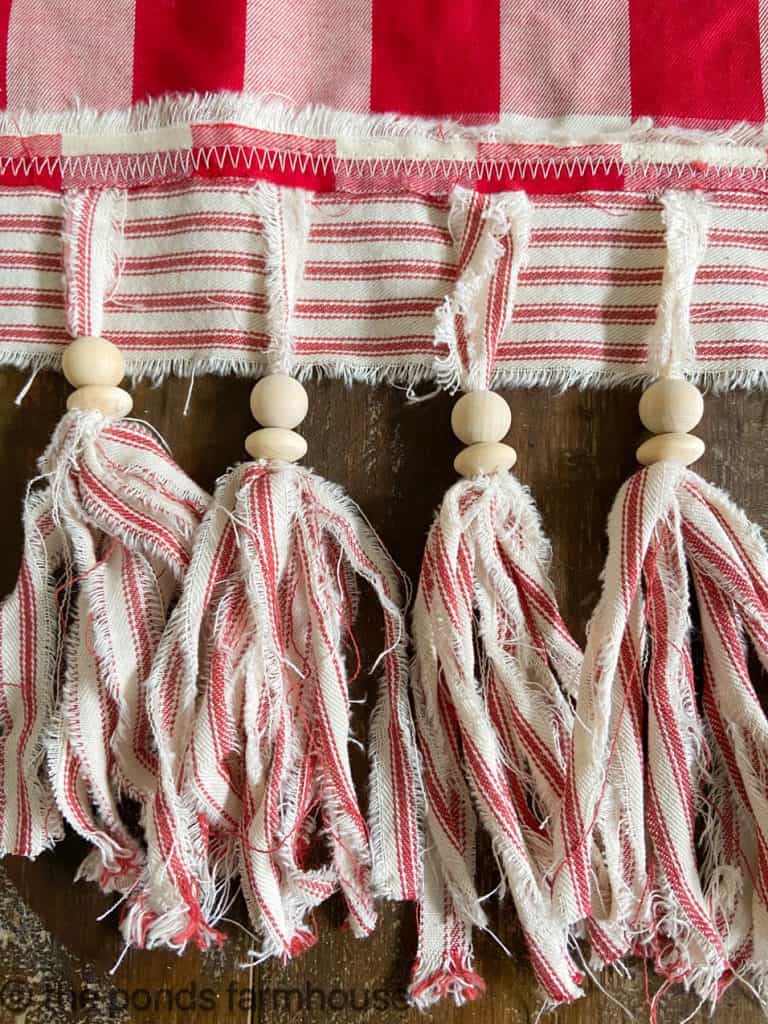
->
[118,180,421,961]
[0,485,66,858]
[434,186,530,392]
[0,1,764,129]
[0,180,210,898]
[546,188,768,1007]
[122,461,420,956]
[0,6,761,385]
[0,412,208,881]
[408,188,588,1006]
[2,1,768,1011]
[4,182,768,386]
[61,186,124,339]
[410,472,584,1007]
[553,462,768,1004]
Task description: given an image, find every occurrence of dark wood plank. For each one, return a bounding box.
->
[0,367,766,1023]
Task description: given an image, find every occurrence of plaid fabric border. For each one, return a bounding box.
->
[0,1,765,129]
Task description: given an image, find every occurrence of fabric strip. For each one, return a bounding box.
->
[2,184,768,386]
[0,97,767,194]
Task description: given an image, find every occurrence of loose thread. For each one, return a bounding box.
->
[182,364,196,417]
[14,366,40,406]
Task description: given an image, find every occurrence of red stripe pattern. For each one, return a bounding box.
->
[554,463,768,1003]
[409,473,585,1007]
[0,413,208,877]
[434,188,530,391]
[121,462,420,957]
[2,185,768,385]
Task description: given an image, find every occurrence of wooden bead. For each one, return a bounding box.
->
[67,385,133,418]
[250,374,309,429]
[636,432,705,467]
[454,442,517,478]
[62,336,125,388]
[451,390,512,445]
[245,427,307,463]
[638,378,703,435]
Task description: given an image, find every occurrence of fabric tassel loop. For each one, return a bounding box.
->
[553,189,768,1008]
[0,186,210,908]
[122,459,420,959]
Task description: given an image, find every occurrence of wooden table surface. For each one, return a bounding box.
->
[1,366,766,1024]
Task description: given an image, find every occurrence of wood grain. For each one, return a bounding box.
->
[0,366,766,1024]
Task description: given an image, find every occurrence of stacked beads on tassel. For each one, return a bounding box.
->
[245,372,308,462]
[122,181,421,960]
[636,377,705,467]
[0,185,210,898]
[554,192,768,1009]
[411,379,587,1007]
[62,335,133,418]
[409,191,587,1009]
[450,389,516,477]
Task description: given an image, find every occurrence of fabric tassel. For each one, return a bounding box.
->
[559,462,768,1000]
[408,188,585,1007]
[553,191,768,1006]
[122,183,421,957]
[0,188,209,899]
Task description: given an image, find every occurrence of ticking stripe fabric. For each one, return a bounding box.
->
[410,472,584,1006]
[553,462,768,1001]
[123,460,420,956]
[5,182,768,386]
[0,1,765,128]
[0,410,209,865]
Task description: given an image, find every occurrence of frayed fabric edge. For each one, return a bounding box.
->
[4,92,768,164]
[4,348,768,395]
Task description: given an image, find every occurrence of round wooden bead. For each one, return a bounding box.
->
[451,390,512,445]
[245,427,307,463]
[638,378,703,435]
[62,336,125,388]
[636,432,705,467]
[67,385,133,418]
[250,374,309,429]
[454,442,517,478]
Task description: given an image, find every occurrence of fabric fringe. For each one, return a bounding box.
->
[248,182,310,376]
[0,410,208,897]
[408,471,585,1007]
[121,460,421,960]
[5,91,768,178]
[7,349,768,402]
[554,462,768,1007]
[61,187,127,340]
